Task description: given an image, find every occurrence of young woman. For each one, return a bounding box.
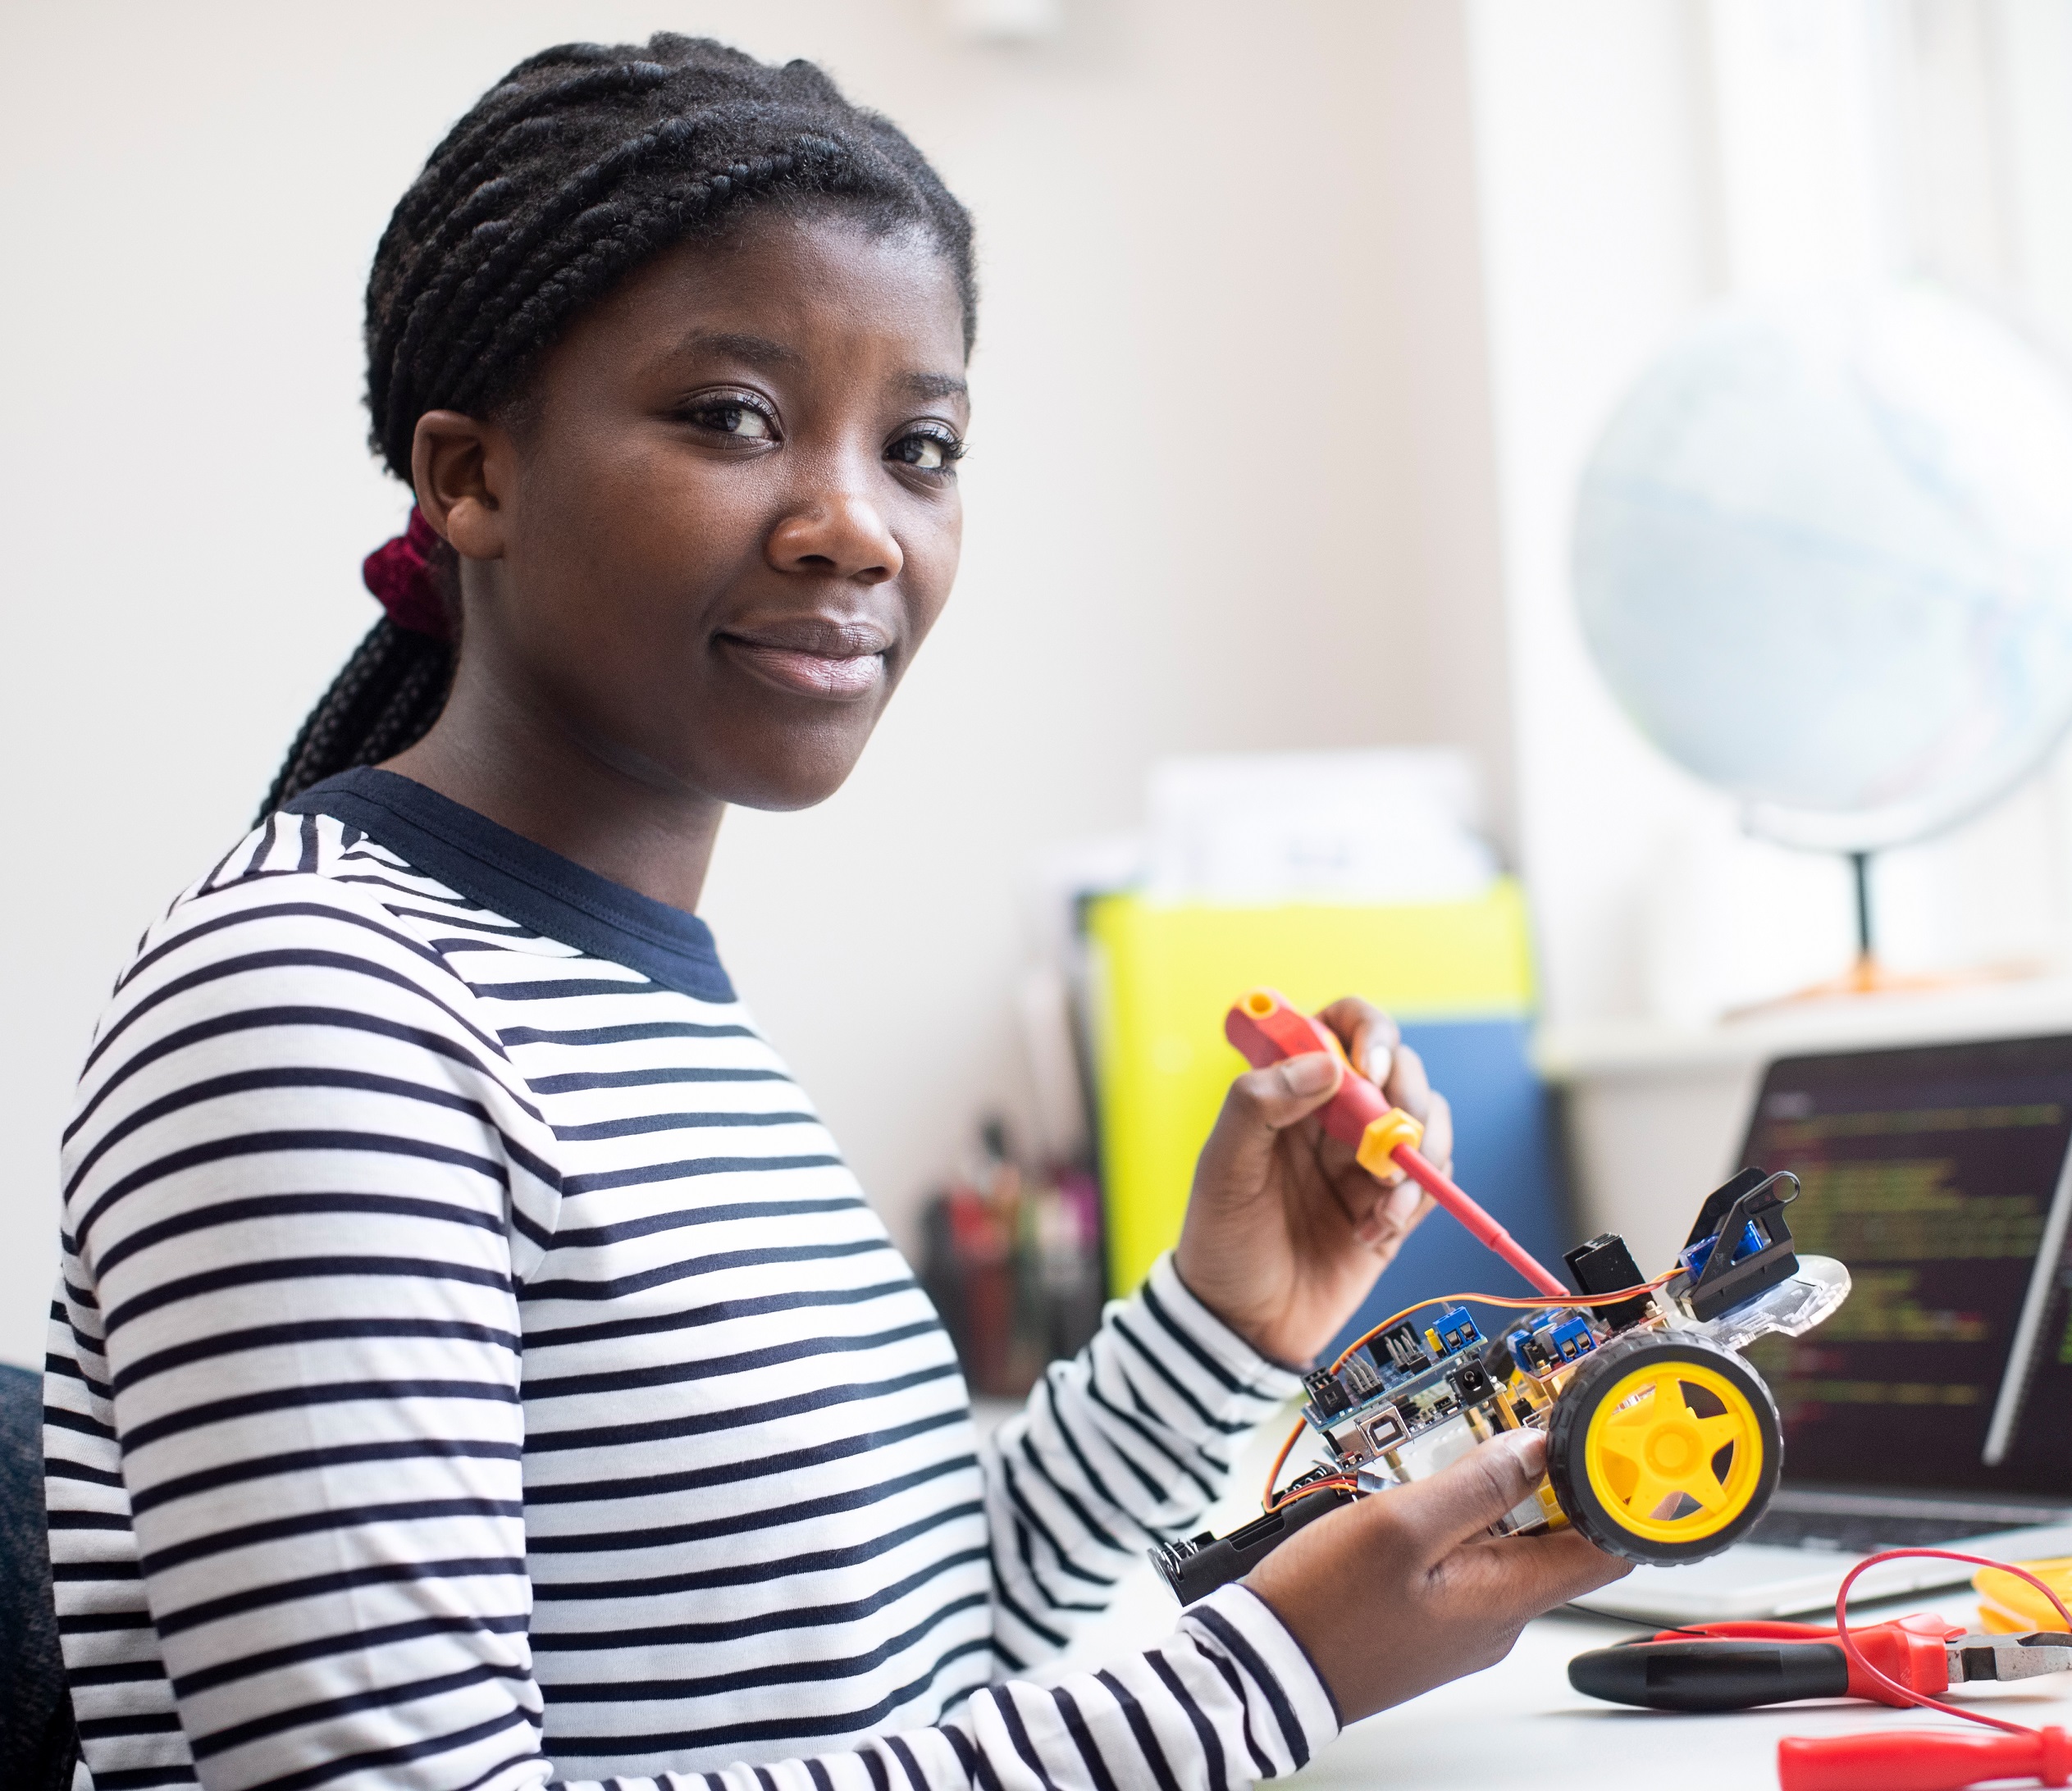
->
[43,36,1624,1791]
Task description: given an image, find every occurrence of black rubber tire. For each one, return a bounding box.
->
[1545,1333,1782,1566]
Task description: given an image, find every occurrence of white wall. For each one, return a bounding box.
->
[0,0,1508,1365]
[1466,0,1730,1028]
[1467,0,2072,1041]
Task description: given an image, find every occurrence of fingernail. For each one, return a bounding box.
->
[1363,1046,1392,1086]
[1285,1052,1339,1096]
[1508,1429,1547,1472]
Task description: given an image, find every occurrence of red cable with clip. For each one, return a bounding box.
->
[1778,1551,2072,1791]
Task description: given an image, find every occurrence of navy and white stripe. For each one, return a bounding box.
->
[44,769,1334,1791]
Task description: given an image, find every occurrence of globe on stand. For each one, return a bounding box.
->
[1572,283,2072,994]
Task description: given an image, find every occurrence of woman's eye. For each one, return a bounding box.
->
[888,430,965,472]
[682,398,776,441]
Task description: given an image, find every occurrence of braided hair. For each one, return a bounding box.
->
[258,33,976,818]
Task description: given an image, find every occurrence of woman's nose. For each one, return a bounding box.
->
[766,492,903,584]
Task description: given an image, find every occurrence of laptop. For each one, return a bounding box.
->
[1577,1032,2072,1625]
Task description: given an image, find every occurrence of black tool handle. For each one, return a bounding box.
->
[1568,1638,1851,1711]
[1149,1487,1353,1605]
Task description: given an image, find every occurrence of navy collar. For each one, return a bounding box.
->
[285,768,736,1005]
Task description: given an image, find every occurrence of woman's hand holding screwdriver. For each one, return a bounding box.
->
[1175,996,1630,1720]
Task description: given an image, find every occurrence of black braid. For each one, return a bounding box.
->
[255,621,456,823]
[261,33,975,815]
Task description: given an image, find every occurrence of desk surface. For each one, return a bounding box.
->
[1051,1561,2066,1791]
[1289,1584,2068,1791]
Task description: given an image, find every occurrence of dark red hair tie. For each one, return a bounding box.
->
[362,508,453,640]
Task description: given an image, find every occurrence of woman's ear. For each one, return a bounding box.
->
[411,410,512,562]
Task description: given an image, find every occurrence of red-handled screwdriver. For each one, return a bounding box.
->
[1777,1725,2070,1791]
[1224,987,1570,1299]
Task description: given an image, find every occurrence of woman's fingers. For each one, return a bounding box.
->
[1379,1046,1453,1171]
[1381,1040,1431,1121]
[1417,1087,1454,1173]
[1196,1053,1347,1201]
[1385,1433,1631,1607]
[1317,996,1399,1088]
[1390,1429,1550,1558]
[1303,1001,1451,1247]
[1340,1067,1451,1244]
[1331,1048,1453,1246]
[1353,1182,1430,1251]
[1448,1526,1635,1622]
[1245,1427,1630,1724]
[1315,1002,1411,1193]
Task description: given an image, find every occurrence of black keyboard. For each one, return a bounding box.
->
[1749,1502,2063,1555]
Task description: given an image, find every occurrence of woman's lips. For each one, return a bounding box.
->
[717,634,888,700]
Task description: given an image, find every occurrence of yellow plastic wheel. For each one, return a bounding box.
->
[1546,1334,1782,1565]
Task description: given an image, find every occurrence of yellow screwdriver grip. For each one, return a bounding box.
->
[1355,1107,1425,1178]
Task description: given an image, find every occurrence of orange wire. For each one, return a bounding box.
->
[1262,1475,1360,1515]
[1260,1274,1681,1512]
[1261,1417,1305,1511]
[1328,1274,1678,1374]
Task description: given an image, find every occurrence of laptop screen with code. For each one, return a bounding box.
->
[1737,1034,2072,1497]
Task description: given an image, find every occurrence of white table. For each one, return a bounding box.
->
[1289,1583,2066,1791]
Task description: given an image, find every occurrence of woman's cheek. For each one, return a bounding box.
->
[898,515,963,645]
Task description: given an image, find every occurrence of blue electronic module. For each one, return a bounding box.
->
[1533,1315,1595,1365]
[1424,1305,1481,1357]
[1679,1220,1767,1283]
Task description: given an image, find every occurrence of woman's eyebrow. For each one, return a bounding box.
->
[663,335,961,403]
[670,327,802,368]
[900,371,968,402]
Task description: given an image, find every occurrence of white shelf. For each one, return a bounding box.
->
[1534,972,2072,1082]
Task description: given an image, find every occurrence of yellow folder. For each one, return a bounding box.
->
[1084,879,1537,1295]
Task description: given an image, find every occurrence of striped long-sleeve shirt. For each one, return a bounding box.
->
[43,768,1339,1791]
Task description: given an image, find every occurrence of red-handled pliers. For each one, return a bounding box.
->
[1568,1615,2072,1712]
